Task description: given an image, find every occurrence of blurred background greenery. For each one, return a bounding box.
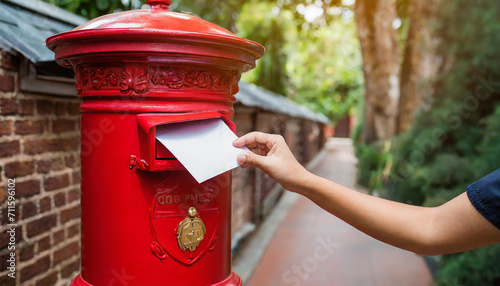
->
[43,0,500,284]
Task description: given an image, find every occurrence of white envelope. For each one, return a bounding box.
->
[156,118,249,183]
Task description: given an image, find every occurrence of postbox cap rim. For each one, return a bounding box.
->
[47,28,264,55]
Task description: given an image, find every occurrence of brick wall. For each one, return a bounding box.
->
[0,50,82,286]
[231,107,257,233]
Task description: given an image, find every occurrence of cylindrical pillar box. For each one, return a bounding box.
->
[46,1,264,285]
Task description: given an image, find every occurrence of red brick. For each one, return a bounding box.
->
[19,99,35,115]
[37,235,51,252]
[1,50,20,71]
[54,192,66,207]
[43,118,50,133]
[17,179,40,197]
[53,119,76,133]
[0,227,22,250]
[68,102,80,114]
[39,196,51,213]
[45,138,63,152]
[0,273,16,286]
[20,243,35,261]
[36,159,51,174]
[36,100,54,115]
[0,120,12,135]
[0,232,9,250]
[44,173,70,191]
[5,160,35,178]
[51,157,65,171]
[55,101,68,115]
[37,157,65,174]
[0,140,20,157]
[72,170,81,184]
[15,120,44,135]
[62,259,80,278]
[68,188,80,203]
[0,187,5,204]
[35,271,58,286]
[62,137,79,151]
[0,207,9,223]
[53,229,65,245]
[67,223,79,238]
[0,73,15,92]
[65,154,77,168]
[61,205,80,223]
[54,240,79,265]
[43,137,78,153]
[0,98,17,115]
[21,201,37,219]
[0,251,13,271]
[23,138,48,155]
[26,214,57,237]
[20,255,50,282]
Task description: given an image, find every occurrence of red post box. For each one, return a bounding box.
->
[46,1,264,285]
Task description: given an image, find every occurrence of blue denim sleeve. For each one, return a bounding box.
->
[466,168,500,230]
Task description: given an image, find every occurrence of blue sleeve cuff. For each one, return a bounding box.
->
[466,168,500,230]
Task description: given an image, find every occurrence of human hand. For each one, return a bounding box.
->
[233,132,311,192]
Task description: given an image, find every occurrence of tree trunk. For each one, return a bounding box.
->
[354,0,400,143]
[395,0,440,134]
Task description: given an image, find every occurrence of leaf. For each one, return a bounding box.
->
[96,0,110,11]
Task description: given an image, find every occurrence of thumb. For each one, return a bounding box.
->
[237,151,266,169]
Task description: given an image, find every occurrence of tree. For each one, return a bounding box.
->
[236,3,291,95]
[172,0,252,33]
[354,0,401,143]
[388,0,500,282]
[395,0,440,134]
[286,16,364,122]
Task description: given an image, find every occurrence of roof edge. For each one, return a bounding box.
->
[236,82,330,124]
[5,0,87,26]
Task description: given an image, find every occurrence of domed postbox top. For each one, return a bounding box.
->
[46,0,264,70]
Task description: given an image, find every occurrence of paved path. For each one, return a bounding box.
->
[246,138,433,286]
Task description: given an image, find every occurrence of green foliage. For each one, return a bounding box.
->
[354,142,392,195]
[383,0,500,284]
[236,2,292,95]
[175,0,364,110]
[172,0,252,32]
[288,17,364,122]
[476,105,500,174]
[237,2,363,123]
[436,245,500,286]
[42,0,139,19]
[388,0,500,207]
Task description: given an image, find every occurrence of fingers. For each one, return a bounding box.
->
[233,132,272,148]
[237,151,266,170]
[234,132,287,169]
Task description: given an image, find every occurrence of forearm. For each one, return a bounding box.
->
[234,132,500,255]
[294,173,436,255]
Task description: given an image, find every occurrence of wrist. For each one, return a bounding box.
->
[285,168,317,194]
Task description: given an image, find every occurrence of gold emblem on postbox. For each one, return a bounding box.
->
[176,207,206,252]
